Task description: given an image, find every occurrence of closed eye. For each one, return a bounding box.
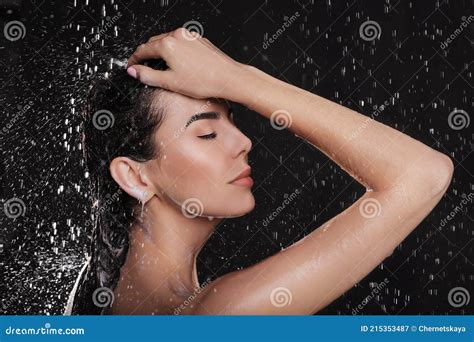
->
[198,132,217,140]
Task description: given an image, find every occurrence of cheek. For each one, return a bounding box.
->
[155,140,255,217]
[160,143,227,197]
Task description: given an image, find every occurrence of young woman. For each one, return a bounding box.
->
[65,28,453,315]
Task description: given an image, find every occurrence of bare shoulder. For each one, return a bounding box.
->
[178,265,263,315]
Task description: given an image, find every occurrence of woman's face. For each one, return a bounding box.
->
[145,90,255,218]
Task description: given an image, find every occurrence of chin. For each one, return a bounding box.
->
[214,192,255,218]
[230,193,256,217]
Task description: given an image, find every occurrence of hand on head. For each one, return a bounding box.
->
[126,27,245,100]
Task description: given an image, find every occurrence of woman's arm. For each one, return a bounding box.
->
[185,67,453,315]
[127,29,454,314]
[227,65,453,193]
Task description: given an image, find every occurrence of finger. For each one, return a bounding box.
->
[147,32,171,43]
[127,40,169,66]
[127,64,172,88]
[123,33,169,65]
[174,27,201,40]
[183,30,201,40]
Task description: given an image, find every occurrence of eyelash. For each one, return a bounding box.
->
[196,113,234,140]
[198,132,217,140]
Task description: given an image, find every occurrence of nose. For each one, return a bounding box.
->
[232,128,252,159]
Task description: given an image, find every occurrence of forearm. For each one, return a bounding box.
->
[228,65,450,192]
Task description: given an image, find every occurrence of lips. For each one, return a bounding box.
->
[229,166,253,187]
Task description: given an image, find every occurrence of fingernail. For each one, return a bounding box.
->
[127,66,137,78]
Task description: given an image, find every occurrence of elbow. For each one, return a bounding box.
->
[426,152,454,197]
[388,151,454,211]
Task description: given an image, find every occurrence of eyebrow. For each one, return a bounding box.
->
[184,107,233,129]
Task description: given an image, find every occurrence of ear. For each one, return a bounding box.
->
[109,157,155,203]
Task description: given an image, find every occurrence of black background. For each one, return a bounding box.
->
[0,0,472,315]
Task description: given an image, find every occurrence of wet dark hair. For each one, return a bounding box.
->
[71,59,167,314]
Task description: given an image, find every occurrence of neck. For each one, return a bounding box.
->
[114,194,222,313]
